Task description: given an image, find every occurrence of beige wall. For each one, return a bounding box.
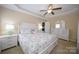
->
[0,8,1,33]
[0,20,1,33]
[47,11,79,42]
[0,7,43,34]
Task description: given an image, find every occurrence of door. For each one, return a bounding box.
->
[77,23,79,46]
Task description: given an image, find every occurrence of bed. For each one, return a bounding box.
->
[18,23,58,54]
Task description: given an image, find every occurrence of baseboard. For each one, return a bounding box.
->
[59,38,76,44]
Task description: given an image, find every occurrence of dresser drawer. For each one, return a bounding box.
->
[0,35,18,50]
[2,41,17,50]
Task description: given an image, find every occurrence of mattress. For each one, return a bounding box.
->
[19,33,57,54]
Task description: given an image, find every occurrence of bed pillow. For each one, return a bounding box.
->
[20,28,31,34]
[19,23,38,34]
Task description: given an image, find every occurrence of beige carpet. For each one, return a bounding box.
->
[1,39,77,54]
[50,39,77,54]
[1,46,23,54]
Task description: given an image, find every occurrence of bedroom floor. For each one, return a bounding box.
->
[50,39,77,54]
[1,39,77,54]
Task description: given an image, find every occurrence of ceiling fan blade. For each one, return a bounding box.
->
[51,11,54,15]
[52,7,62,10]
[44,12,48,16]
[40,10,47,12]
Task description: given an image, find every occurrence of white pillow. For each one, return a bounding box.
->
[20,28,31,34]
[19,23,38,34]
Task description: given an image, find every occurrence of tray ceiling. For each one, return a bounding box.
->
[0,4,79,18]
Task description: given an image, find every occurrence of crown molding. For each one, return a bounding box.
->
[15,5,78,20]
[46,8,78,18]
[1,5,45,20]
[15,4,46,20]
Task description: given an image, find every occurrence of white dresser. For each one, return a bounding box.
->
[0,34,17,52]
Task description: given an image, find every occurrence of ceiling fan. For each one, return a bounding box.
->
[40,4,62,16]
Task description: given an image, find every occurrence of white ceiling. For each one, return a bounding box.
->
[0,4,79,18]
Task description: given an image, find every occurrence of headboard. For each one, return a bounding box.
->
[19,23,38,34]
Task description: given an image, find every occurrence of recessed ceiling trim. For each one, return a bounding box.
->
[1,4,45,20]
[15,4,78,18]
[15,4,46,19]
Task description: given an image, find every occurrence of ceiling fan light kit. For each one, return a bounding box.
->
[48,9,52,13]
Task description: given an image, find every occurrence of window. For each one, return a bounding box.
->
[5,24,15,34]
[5,24,15,31]
[55,23,60,29]
[38,24,42,30]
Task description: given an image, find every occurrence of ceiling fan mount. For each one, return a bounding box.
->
[40,4,62,16]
